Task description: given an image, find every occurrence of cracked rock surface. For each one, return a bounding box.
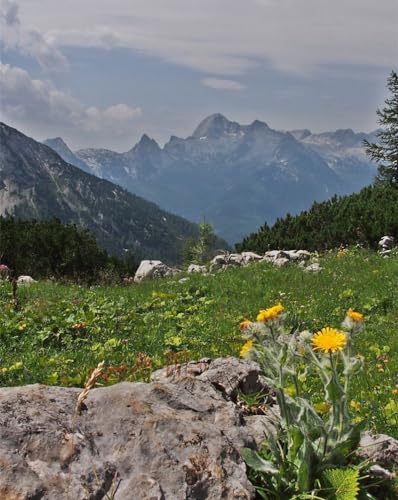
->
[0,358,276,500]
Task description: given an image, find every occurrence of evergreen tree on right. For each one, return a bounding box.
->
[364,70,398,185]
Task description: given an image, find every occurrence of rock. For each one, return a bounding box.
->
[304,263,322,273]
[0,359,277,499]
[378,236,395,251]
[152,357,267,398]
[358,432,398,470]
[283,250,311,261]
[241,252,263,265]
[273,257,290,267]
[178,277,189,283]
[187,264,208,273]
[17,275,36,284]
[134,260,178,283]
[209,254,227,272]
[227,254,245,266]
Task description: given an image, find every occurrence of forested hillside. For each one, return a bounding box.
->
[236,184,398,252]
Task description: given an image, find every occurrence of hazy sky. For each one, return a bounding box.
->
[1,0,397,151]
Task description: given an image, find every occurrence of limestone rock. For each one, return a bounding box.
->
[17,275,36,284]
[187,264,208,273]
[358,432,398,470]
[241,252,263,265]
[134,260,178,283]
[0,359,278,499]
[273,257,290,267]
[304,263,322,273]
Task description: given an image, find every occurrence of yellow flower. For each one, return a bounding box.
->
[239,319,252,331]
[314,402,330,414]
[311,327,347,354]
[240,339,253,358]
[347,309,364,322]
[350,400,361,412]
[392,388,398,396]
[256,303,284,322]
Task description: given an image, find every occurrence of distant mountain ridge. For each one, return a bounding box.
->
[45,114,378,243]
[1,122,210,263]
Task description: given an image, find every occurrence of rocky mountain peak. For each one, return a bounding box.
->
[248,119,269,131]
[192,113,241,139]
[129,134,161,155]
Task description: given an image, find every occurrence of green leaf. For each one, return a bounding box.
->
[240,448,279,474]
[323,467,359,500]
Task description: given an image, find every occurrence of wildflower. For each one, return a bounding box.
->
[72,322,87,330]
[347,309,364,322]
[392,388,398,396]
[311,327,347,354]
[240,339,253,358]
[350,400,361,412]
[314,402,330,414]
[239,319,252,331]
[256,303,284,322]
[17,323,27,331]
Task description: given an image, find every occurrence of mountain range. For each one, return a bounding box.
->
[45,114,378,243]
[0,122,212,263]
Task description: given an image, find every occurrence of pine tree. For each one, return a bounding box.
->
[364,70,398,185]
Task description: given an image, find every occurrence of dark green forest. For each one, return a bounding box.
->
[0,217,137,281]
[236,183,398,253]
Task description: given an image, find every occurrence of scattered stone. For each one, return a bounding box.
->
[134,260,178,283]
[187,264,208,273]
[17,275,36,285]
[241,252,263,264]
[304,263,322,273]
[273,257,290,267]
[178,277,189,283]
[378,235,395,257]
[358,432,398,470]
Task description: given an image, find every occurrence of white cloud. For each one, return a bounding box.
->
[0,63,142,145]
[201,78,245,91]
[12,0,398,76]
[0,0,68,71]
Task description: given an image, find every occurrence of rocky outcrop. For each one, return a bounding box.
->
[0,358,278,500]
[187,264,208,273]
[134,260,178,283]
[378,236,395,257]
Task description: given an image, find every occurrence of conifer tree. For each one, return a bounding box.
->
[364,70,398,185]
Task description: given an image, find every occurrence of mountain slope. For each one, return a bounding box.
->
[45,114,377,244]
[0,122,207,263]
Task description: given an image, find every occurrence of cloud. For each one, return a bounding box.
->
[0,0,68,71]
[0,63,142,144]
[13,0,398,76]
[201,78,245,91]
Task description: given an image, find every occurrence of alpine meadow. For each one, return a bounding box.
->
[1,1,398,498]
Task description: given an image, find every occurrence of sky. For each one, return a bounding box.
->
[0,0,397,151]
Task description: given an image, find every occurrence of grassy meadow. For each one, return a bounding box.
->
[1,248,397,438]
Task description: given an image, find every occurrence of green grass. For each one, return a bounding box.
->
[1,248,398,437]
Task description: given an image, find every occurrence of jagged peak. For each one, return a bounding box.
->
[192,113,241,139]
[248,119,269,130]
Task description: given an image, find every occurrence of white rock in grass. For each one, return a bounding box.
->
[17,275,36,285]
[304,263,322,273]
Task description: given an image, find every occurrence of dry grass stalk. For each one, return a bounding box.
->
[75,361,105,416]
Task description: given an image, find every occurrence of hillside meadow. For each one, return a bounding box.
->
[1,248,397,438]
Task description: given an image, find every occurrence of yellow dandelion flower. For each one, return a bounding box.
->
[350,400,361,412]
[311,327,347,354]
[240,339,253,358]
[347,309,364,322]
[239,319,252,331]
[256,303,284,322]
[314,402,330,414]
